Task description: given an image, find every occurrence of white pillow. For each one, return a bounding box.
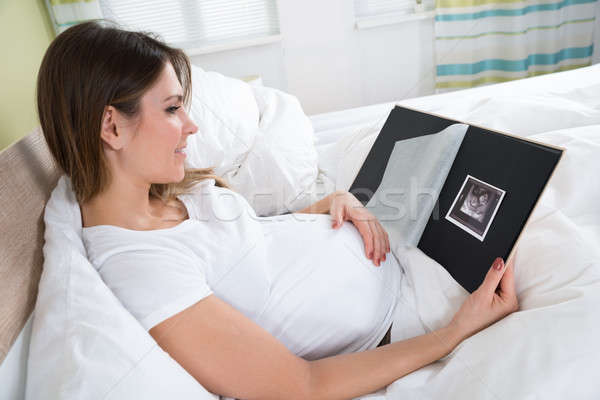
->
[25,176,217,400]
[186,65,319,216]
[226,84,319,215]
[187,65,260,177]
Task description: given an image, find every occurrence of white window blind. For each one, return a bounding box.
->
[99,0,280,53]
[354,0,416,18]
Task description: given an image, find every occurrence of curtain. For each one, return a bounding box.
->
[434,0,597,92]
[46,0,103,34]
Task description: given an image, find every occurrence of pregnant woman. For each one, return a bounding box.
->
[37,21,518,400]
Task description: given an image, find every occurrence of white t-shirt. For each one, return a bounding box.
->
[82,178,403,360]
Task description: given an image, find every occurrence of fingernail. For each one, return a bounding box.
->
[493,257,504,271]
[383,255,386,261]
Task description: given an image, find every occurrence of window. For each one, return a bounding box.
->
[354,0,435,29]
[354,0,416,18]
[99,0,281,54]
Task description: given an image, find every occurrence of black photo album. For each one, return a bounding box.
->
[349,105,563,293]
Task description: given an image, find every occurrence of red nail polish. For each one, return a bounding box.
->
[494,258,504,271]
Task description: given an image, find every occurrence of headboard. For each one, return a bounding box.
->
[0,127,60,365]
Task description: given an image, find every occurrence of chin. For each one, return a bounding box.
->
[167,172,185,183]
[156,169,186,185]
[175,167,186,182]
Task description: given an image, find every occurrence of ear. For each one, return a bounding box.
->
[100,105,124,151]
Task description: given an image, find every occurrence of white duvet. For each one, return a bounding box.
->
[372,125,600,400]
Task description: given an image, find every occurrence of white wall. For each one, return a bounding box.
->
[190,0,600,115]
[191,1,436,115]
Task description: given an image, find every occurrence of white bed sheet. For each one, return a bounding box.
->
[311,64,600,190]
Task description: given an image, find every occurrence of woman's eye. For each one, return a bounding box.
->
[167,105,181,114]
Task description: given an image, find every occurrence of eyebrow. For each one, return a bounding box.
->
[163,94,183,102]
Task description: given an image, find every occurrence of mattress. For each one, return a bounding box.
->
[311,64,600,190]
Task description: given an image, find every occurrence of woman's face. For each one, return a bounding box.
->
[111,62,198,184]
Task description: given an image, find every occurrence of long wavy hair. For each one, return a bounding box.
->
[37,20,228,205]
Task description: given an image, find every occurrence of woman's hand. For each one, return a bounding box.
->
[329,191,390,266]
[448,257,519,342]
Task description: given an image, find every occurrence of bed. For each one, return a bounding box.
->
[1,63,599,399]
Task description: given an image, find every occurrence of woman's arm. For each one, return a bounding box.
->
[150,294,458,400]
[149,257,517,400]
[296,191,342,214]
[307,325,462,399]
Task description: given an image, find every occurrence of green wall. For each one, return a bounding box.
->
[0,1,55,152]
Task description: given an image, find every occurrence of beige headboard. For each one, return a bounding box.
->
[0,127,60,365]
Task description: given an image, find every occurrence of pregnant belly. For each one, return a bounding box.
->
[255,213,402,360]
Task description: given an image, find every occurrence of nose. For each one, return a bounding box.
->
[183,110,198,136]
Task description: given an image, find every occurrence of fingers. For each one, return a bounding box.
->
[354,220,374,262]
[499,256,518,308]
[371,221,390,265]
[338,202,390,266]
[331,203,345,229]
[378,221,390,253]
[479,257,507,295]
[369,220,382,266]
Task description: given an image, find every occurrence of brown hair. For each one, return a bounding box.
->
[37,20,228,205]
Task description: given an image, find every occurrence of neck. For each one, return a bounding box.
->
[80,172,159,230]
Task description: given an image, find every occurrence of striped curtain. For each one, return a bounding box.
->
[46,0,103,34]
[434,0,597,92]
